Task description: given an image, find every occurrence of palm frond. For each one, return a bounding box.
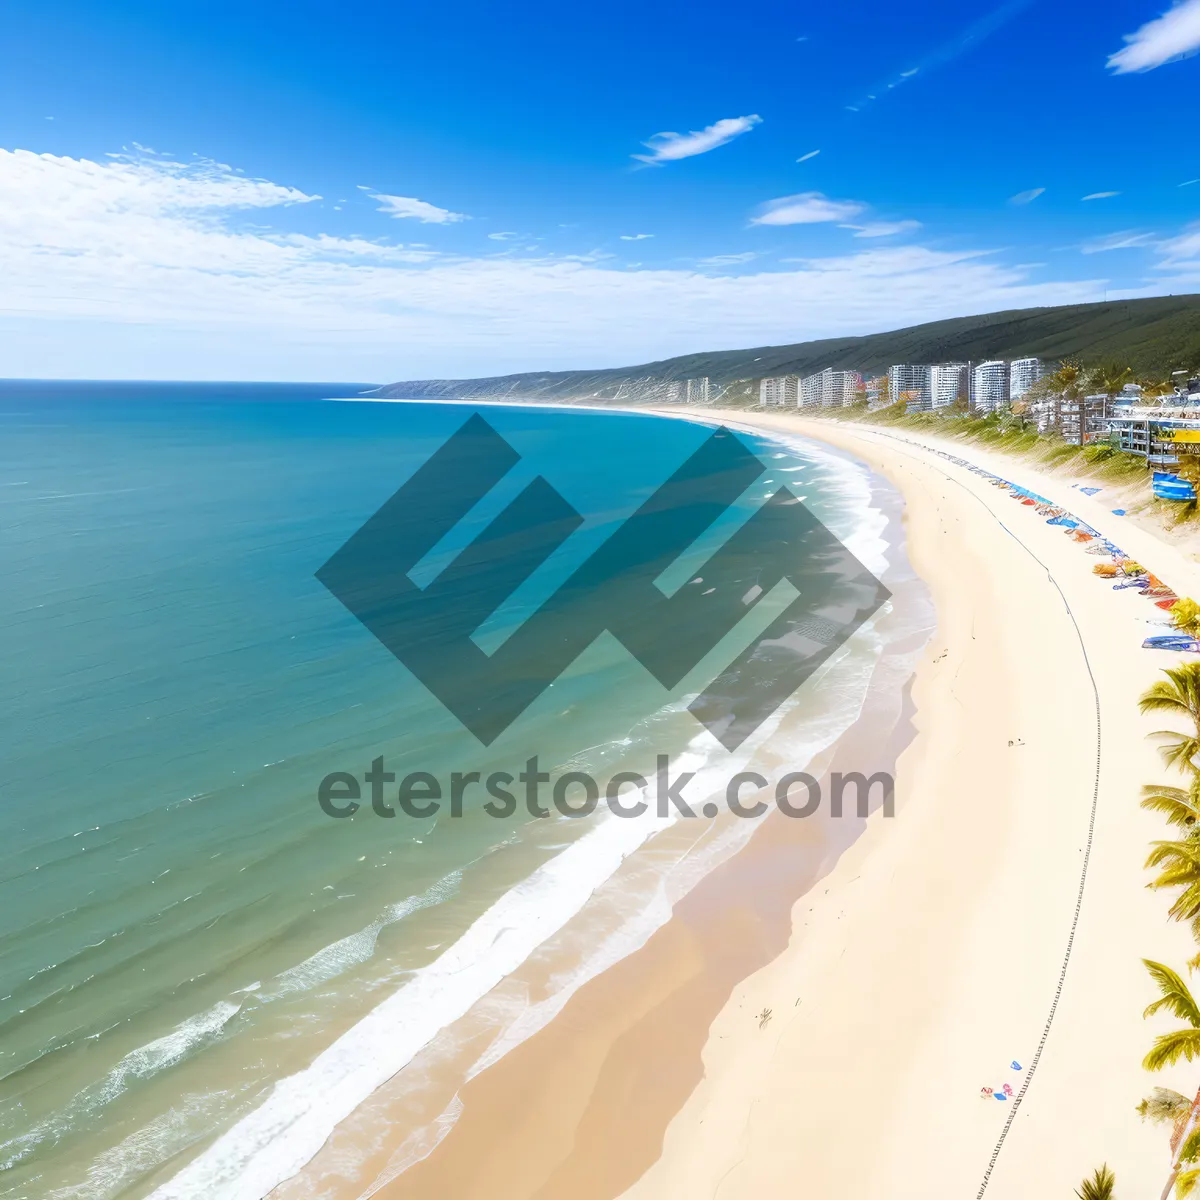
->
[1074,1163,1116,1200]
[1160,737,1200,774]
[1145,961,1200,1025]
[1141,672,1200,716]
[1167,884,1200,924]
[1146,841,1200,871]
[1144,1029,1200,1071]
[1143,784,1200,827]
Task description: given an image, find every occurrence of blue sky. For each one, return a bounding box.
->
[1,0,1199,380]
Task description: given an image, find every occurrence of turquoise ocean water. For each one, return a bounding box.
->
[0,384,895,1198]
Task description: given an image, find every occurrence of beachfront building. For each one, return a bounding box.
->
[810,367,862,407]
[930,363,968,410]
[799,372,824,408]
[889,364,932,413]
[758,376,798,406]
[972,360,1009,412]
[685,377,711,404]
[837,369,864,406]
[1009,357,1043,402]
[1107,413,1200,467]
[865,375,888,408]
[1059,394,1111,445]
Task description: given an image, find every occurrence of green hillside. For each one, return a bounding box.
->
[373,294,1200,403]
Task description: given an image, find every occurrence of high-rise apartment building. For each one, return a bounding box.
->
[972,360,1009,412]
[795,367,863,407]
[930,363,968,410]
[1009,357,1043,402]
[685,377,711,404]
[799,373,824,408]
[888,364,932,413]
[758,376,797,406]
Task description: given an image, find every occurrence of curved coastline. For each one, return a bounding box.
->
[252,404,933,1200]
[270,404,1200,1199]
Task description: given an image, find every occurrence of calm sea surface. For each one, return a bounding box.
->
[0,382,887,1198]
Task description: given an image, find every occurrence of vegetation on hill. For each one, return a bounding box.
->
[375,295,1200,402]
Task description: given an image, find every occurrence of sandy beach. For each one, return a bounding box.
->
[272,408,1200,1200]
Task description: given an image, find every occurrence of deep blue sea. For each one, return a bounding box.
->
[0,382,892,1199]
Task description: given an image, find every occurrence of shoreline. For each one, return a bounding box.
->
[254,402,927,1200]
[269,401,1200,1198]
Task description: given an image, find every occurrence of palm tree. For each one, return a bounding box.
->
[1045,361,1085,438]
[1144,844,1200,958]
[1090,362,1134,398]
[1140,666,1200,774]
[1143,960,1200,1198]
[1075,1163,1116,1199]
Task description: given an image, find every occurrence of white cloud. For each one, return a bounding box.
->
[620,233,654,240]
[368,191,467,223]
[1009,187,1045,205]
[751,192,867,226]
[1081,230,1157,253]
[1082,191,1121,200]
[1157,221,1200,265]
[697,252,758,266]
[1108,0,1200,71]
[487,231,519,241]
[633,115,761,164]
[796,150,820,163]
[0,146,1130,379]
[839,219,923,238]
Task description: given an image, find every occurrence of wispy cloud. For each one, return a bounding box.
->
[368,191,468,223]
[839,220,923,238]
[698,252,759,266]
[1157,221,1200,265]
[796,150,820,163]
[1009,187,1045,205]
[1081,230,1157,253]
[620,233,654,240]
[487,231,518,241]
[848,0,1034,112]
[1180,178,1200,187]
[0,146,1131,380]
[633,115,761,164]
[1108,0,1200,72]
[751,192,866,226]
[1082,191,1121,200]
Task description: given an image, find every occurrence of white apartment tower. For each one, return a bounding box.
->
[888,364,932,412]
[972,361,1009,412]
[758,376,798,406]
[823,368,863,407]
[685,377,711,404]
[796,368,862,408]
[1009,357,1043,402]
[799,373,824,408]
[930,363,968,410]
